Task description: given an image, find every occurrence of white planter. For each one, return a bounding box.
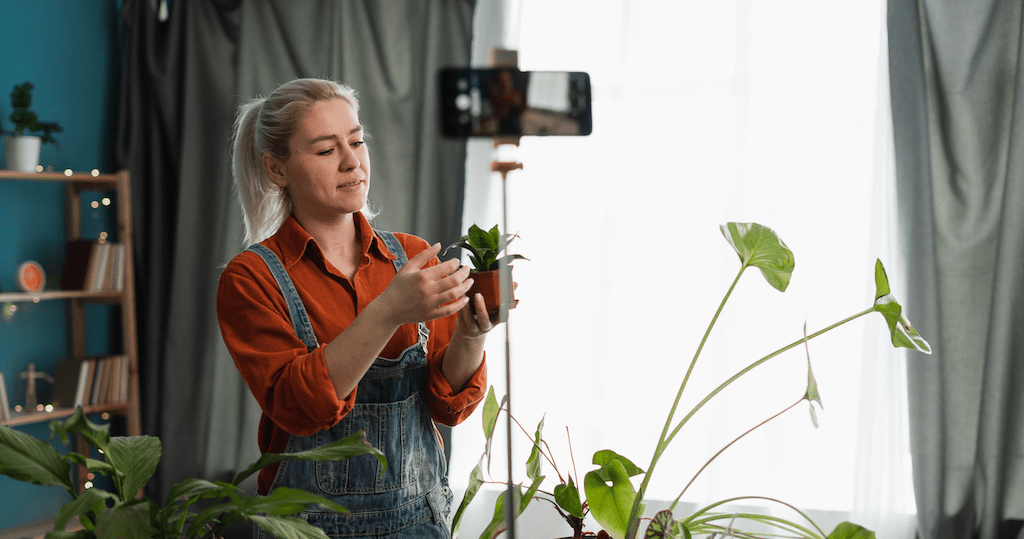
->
[4,135,42,172]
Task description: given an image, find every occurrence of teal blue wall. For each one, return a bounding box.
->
[0,0,123,529]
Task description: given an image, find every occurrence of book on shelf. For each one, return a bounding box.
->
[61,240,124,292]
[51,355,129,410]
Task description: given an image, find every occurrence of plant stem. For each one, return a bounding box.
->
[665,306,875,447]
[626,267,747,538]
[683,495,827,538]
[671,398,803,509]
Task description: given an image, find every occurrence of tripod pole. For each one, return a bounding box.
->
[492,155,522,538]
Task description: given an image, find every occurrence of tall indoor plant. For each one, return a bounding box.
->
[453,222,930,539]
[2,81,63,172]
[0,408,386,538]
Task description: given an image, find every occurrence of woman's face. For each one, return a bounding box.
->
[267,98,370,223]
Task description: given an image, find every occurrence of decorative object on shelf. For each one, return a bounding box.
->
[2,81,63,172]
[17,363,54,413]
[16,260,46,293]
[0,372,10,422]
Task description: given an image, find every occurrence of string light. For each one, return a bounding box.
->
[91,169,100,177]
[64,169,73,177]
[101,198,111,206]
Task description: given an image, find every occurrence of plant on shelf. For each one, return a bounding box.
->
[443,223,528,322]
[452,222,931,539]
[0,407,386,539]
[3,81,63,172]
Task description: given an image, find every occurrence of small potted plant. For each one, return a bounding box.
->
[444,224,528,323]
[3,81,63,172]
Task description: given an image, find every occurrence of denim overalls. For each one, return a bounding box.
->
[247,231,454,538]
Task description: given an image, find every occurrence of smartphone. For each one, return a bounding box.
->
[439,68,592,137]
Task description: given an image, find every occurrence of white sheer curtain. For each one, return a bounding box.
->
[453,1,916,537]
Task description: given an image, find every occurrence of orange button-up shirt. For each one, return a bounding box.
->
[216,213,486,493]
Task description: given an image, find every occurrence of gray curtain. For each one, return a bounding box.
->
[888,1,1024,538]
[117,0,475,503]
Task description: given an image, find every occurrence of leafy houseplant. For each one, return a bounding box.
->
[3,81,63,172]
[444,224,528,323]
[0,407,386,538]
[452,222,931,539]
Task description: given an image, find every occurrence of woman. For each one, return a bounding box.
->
[217,78,493,538]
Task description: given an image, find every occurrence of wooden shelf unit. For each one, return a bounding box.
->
[0,169,141,492]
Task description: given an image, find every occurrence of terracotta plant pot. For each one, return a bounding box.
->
[467,268,516,323]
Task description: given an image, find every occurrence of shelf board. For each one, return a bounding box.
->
[0,169,119,184]
[1,403,129,428]
[0,290,123,304]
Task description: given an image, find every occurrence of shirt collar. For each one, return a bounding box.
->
[270,213,396,270]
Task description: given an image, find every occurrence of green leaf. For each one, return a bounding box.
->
[249,514,331,539]
[65,453,117,478]
[802,322,823,428]
[482,387,501,440]
[522,475,544,514]
[592,450,644,478]
[94,500,152,539]
[585,458,642,539]
[0,424,73,491]
[871,261,932,354]
[43,531,92,539]
[452,456,486,537]
[720,222,795,292]
[105,436,162,500]
[54,487,114,531]
[238,486,348,517]
[645,510,680,539]
[469,224,498,251]
[232,431,385,486]
[526,416,545,481]
[479,485,523,539]
[554,476,584,519]
[827,521,876,539]
[50,408,111,452]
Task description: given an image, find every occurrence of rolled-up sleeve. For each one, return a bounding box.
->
[217,260,350,436]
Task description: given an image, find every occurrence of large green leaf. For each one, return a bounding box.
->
[720,222,795,292]
[0,424,73,491]
[64,452,117,478]
[452,456,486,537]
[94,500,152,539]
[104,436,162,500]
[554,476,584,519]
[482,387,501,441]
[232,431,385,486]
[585,458,642,539]
[871,260,932,354]
[827,521,876,539]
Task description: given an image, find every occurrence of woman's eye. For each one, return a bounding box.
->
[317,148,334,155]
[351,140,365,148]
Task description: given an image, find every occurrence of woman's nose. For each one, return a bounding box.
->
[338,146,359,171]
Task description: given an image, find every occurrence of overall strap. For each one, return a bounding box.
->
[376,231,431,350]
[246,244,319,352]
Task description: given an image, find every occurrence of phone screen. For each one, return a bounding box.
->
[440,68,592,137]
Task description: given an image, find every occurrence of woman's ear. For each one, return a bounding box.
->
[262,153,288,188]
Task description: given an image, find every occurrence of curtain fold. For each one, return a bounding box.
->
[887,1,1024,537]
[117,0,475,503]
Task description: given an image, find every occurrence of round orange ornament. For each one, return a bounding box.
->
[17,261,46,293]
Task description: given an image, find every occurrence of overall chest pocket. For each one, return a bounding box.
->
[315,392,419,495]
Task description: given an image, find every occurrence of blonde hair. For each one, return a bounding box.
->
[231,78,372,246]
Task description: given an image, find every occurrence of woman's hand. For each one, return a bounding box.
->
[374,243,474,327]
[455,293,499,338]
